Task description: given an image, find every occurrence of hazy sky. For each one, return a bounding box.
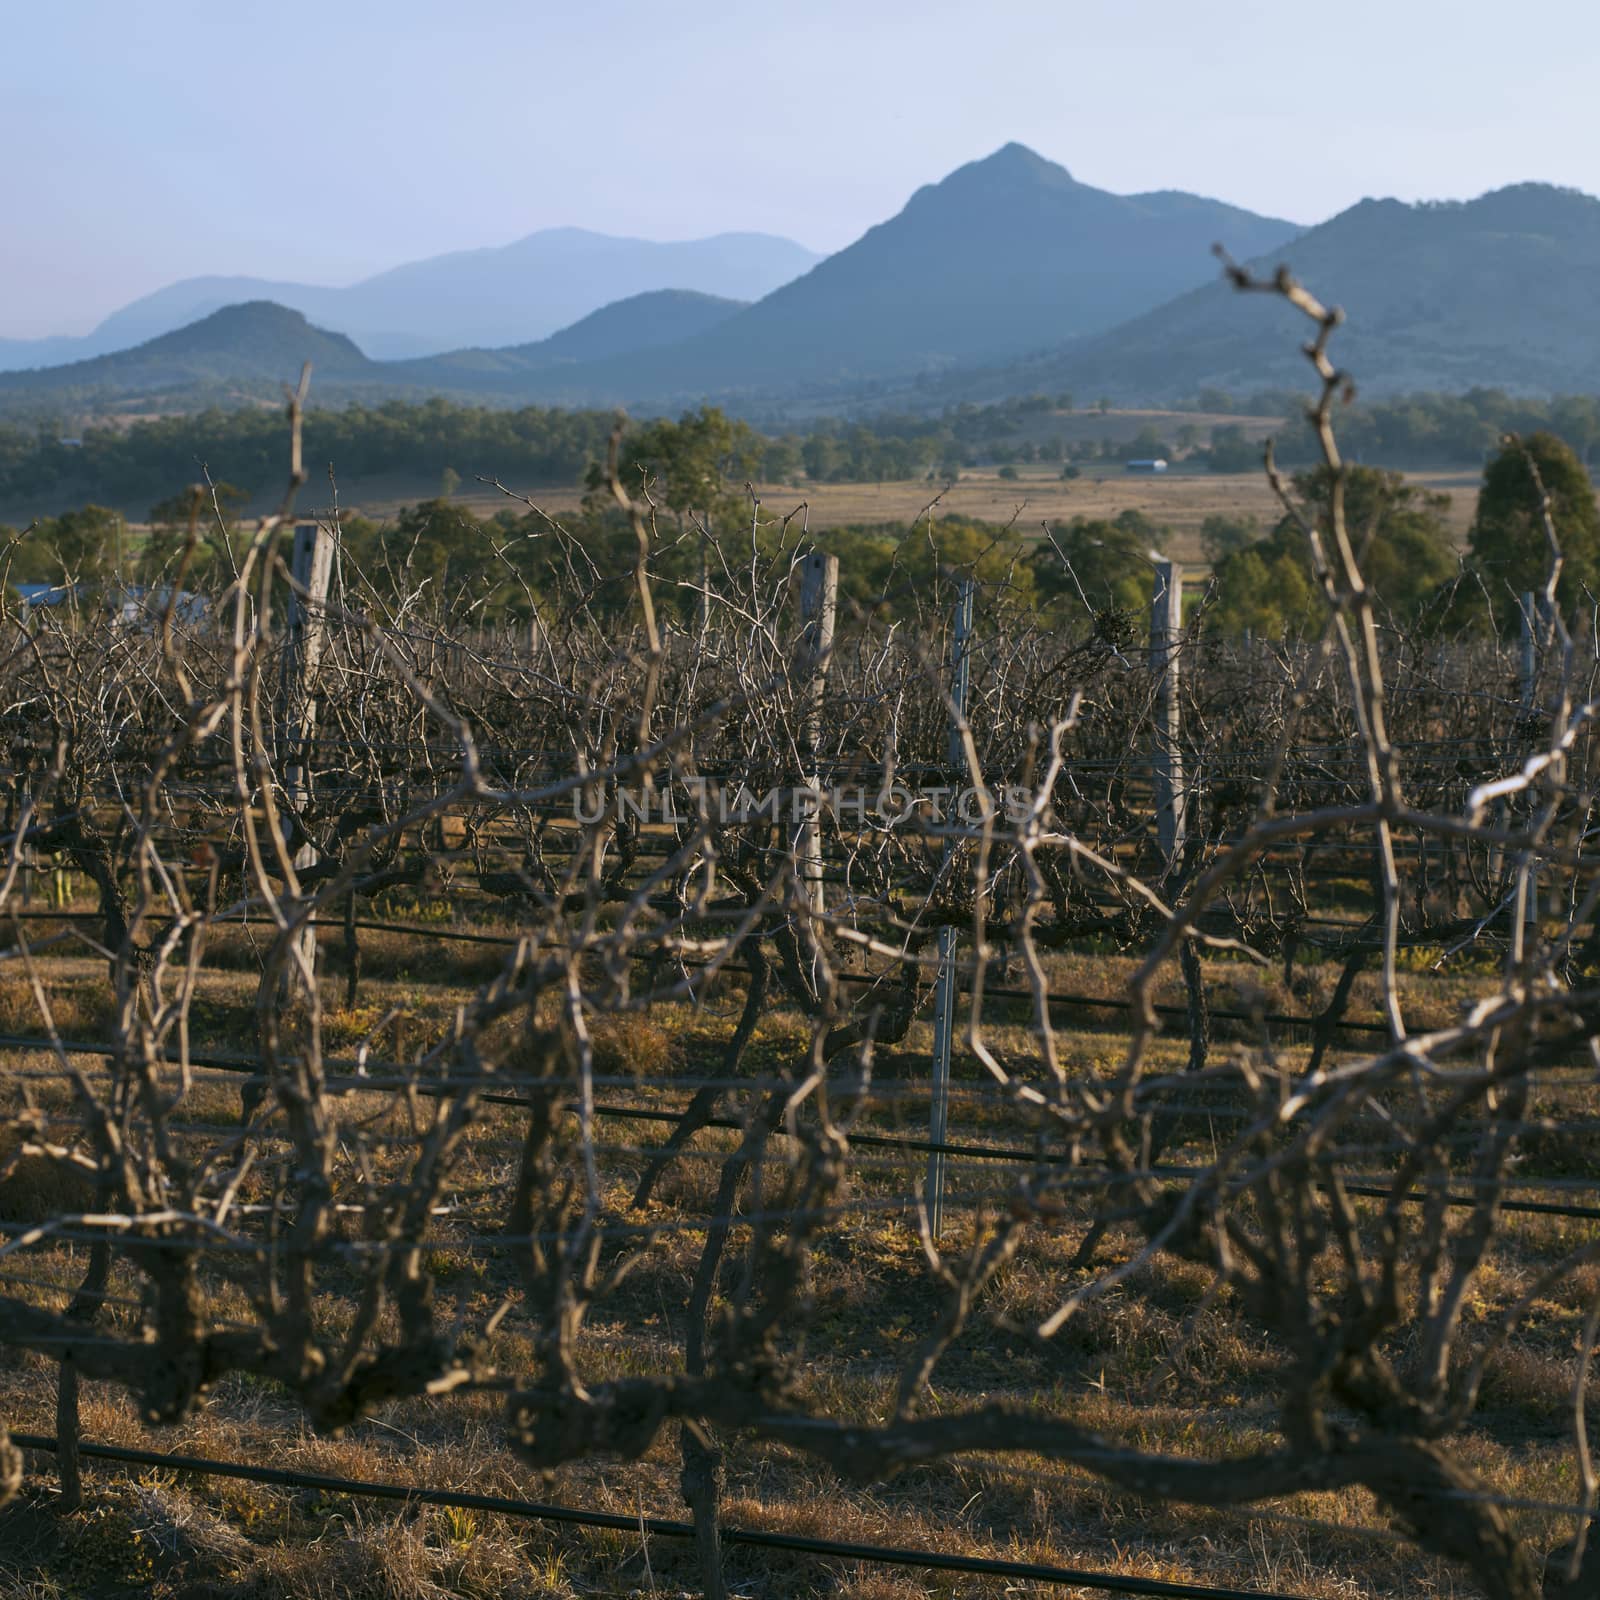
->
[5,0,1597,336]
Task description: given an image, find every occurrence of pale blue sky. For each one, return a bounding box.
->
[4,0,1597,336]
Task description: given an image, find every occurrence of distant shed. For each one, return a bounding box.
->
[1125,458,1169,474]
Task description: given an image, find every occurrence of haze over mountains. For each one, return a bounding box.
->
[0,292,759,407]
[394,290,748,383]
[542,144,1296,399]
[6,144,1600,422]
[0,230,816,369]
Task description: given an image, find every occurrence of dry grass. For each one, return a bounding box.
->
[322,470,1321,569]
[84,458,1479,588]
[272,460,1482,571]
[588,1015,675,1080]
[0,914,1583,1599]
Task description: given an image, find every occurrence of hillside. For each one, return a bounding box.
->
[981,183,1600,402]
[530,288,746,364]
[0,302,380,404]
[398,289,747,382]
[1,231,820,368]
[501,143,1298,403]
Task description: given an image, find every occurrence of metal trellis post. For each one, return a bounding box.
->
[928,575,975,1239]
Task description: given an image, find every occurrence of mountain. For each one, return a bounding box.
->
[524,288,746,365]
[989,183,1600,402]
[18,159,1600,421]
[0,302,380,402]
[0,230,820,371]
[398,289,747,382]
[503,143,1298,403]
[0,292,755,415]
[323,232,804,358]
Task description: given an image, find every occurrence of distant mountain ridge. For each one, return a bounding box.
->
[0,229,819,369]
[9,153,1600,420]
[0,303,381,402]
[0,292,756,411]
[499,143,1298,403]
[398,290,748,382]
[967,181,1600,402]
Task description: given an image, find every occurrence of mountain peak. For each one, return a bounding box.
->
[1012,174,1600,402]
[930,142,1080,198]
[191,300,316,331]
[0,297,380,401]
[983,141,1070,180]
[586,148,1298,398]
[154,300,369,363]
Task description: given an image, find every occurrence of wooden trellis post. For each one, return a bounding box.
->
[282,522,334,986]
[1516,590,1542,952]
[1150,560,1185,870]
[1518,590,1540,709]
[927,575,975,1239]
[797,552,838,916]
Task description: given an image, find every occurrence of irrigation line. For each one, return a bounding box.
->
[0,912,1397,1038]
[587,1103,1600,1216]
[5,1431,1309,1600]
[0,1036,1033,1109]
[10,1030,1600,1219]
[15,1090,1598,1199]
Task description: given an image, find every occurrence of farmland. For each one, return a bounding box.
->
[0,281,1595,1600]
[114,460,1465,583]
[375,466,1481,567]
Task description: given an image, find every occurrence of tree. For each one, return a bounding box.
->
[1206,466,1455,637]
[807,517,1036,615]
[593,406,763,533]
[144,482,247,584]
[1467,432,1600,627]
[1121,425,1171,462]
[1199,513,1259,564]
[15,505,123,586]
[1550,396,1600,468]
[352,498,487,601]
[802,433,842,484]
[1031,509,1161,618]
[1205,425,1258,473]
[760,436,803,484]
[1208,543,1318,638]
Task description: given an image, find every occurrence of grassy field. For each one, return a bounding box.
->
[60,466,1479,581]
[320,466,1481,572]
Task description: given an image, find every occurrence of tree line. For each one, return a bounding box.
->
[1200,431,1600,636]
[10,384,1600,518]
[4,403,1593,641]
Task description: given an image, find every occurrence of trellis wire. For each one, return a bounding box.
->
[0,1430,1319,1600]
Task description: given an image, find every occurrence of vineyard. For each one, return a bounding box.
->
[2,277,1600,1600]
